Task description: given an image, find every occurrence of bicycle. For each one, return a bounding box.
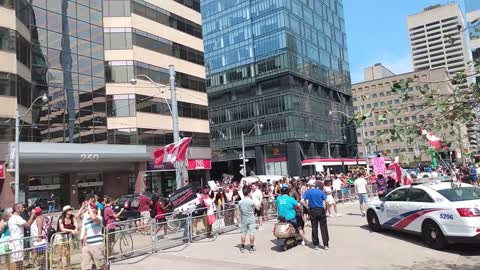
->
[110,220,134,258]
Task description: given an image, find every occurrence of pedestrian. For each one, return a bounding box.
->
[323,179,340,217]
[104,197,124,256]
[250,183,263,228]
[138,192,152,234]
[0,208,13,269]
[301,182,329,250]
[30,207,48,270]
[55,205,78,270]
[276,186,306,246]
[47,193,55,213]
[199,186,215,236]
[8,204,37,270]
[153,198,168,238]
[354,174,369,217]
[238,187,260,253]
[375,174,388,198]
[79,195,106,270]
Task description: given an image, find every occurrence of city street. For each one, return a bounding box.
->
[111,202,480,270]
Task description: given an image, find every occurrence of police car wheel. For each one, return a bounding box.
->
[367,210,381,232]
[422,220,448,250]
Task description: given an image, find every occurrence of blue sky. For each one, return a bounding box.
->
[344,0,466,83]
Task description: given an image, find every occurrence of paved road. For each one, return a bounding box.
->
[112,202,479,270]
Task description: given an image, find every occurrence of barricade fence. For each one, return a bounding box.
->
[1,190,380,268]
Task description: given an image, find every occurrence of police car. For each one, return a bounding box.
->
[366,178,480,249]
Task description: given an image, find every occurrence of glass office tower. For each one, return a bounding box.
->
[465,0,480,83]
[201,0,355,177]
[1,0,106,143]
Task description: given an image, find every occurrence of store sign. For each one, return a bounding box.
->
[146,161,175,171]
[29,184,61,191]
[187,159,211,170]
[0,161,5,179]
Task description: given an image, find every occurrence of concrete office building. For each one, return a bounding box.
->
[407,3,470,76]
[352,66,469,164]
[201,0,355,178]
[103,0,211,195]
[364,63,395,81]
[465,0,480,82]
[0,0,209,209]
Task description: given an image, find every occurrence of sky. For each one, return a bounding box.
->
[344,0,466,83]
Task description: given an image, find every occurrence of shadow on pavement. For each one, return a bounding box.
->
[358,225,480,256]
[384,258,479,270]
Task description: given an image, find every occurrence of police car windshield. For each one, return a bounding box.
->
[437,187,480,202]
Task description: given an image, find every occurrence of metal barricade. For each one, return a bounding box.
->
[49,232,82,270]
[0,235,48,270]
[189,210,213,242]
[215,204,238,233]
[106,218,151,261]
[152,213,190,252]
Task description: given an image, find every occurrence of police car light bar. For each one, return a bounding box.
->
[411,176,452,185]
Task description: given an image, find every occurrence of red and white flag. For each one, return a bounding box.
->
[153,137,192,165]
[387,162,411,186]
[421,130,441,149]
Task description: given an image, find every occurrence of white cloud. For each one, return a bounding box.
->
[351,54,413,84]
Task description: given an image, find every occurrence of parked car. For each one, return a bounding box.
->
[113,192,157,221]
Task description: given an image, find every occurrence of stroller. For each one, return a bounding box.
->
[273,216,302,251]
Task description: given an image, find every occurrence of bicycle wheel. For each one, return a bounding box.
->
[167,214,186,232]
[119,234,134,257]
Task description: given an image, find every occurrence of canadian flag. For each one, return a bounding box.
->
[387,162,411,186]
[421,130,441,149]
[153,137,192,165]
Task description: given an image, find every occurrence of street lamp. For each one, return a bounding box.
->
[241,123,263,176]
[327,135,346,159]
[329,110,370,174]
[15,93,49,203]
[130,65,183,189]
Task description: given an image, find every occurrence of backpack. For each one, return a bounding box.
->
[130,197,140,208]
[43,216,56,243]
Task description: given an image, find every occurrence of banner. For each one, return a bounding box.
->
[168,184,197,209]
[372,157,386,176]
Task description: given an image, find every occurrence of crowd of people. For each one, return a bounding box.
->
[1,164,478,269]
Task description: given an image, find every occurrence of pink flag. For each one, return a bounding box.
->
[421,130,441,149]
[153,137,192,165]
[372,157,386,176]
[387,163,411,186]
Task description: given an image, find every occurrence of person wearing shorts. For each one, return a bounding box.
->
[238,188,260,253]
[138,192,152,233]
[8,204,37,270]
[354,175,369,217]
[80,195,106,270]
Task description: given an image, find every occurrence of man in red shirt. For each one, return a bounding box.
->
[138,192,152,233]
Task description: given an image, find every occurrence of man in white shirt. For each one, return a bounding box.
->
[354,174,369,217]
[8,204,37,269]
[251,183,264,228]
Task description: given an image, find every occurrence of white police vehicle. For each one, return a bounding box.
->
[366,178,480,249]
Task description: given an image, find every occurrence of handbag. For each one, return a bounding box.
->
[33,238,47,253]
[212,218,225,233]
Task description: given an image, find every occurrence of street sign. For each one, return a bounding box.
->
[240,168,246,176]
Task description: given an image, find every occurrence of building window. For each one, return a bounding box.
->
[369,131,374,136]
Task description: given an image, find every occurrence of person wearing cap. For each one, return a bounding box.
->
[301,181,329,250]
[55,205,78,270]
[79,194,105,270]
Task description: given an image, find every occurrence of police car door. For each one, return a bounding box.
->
[384,188,410,220]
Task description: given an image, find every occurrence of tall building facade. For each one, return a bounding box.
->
[201,0,354,177]
[407,3,470,77]
[0,0,208,208]
[465,0,480,83]
[352,66,470,164]
[103,0,211,194]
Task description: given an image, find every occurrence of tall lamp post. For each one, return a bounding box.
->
[130,65,183,189]
[241,123,263,176]
[15,93,49,203]
[329,110,370,174]
[327,135,346,159]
